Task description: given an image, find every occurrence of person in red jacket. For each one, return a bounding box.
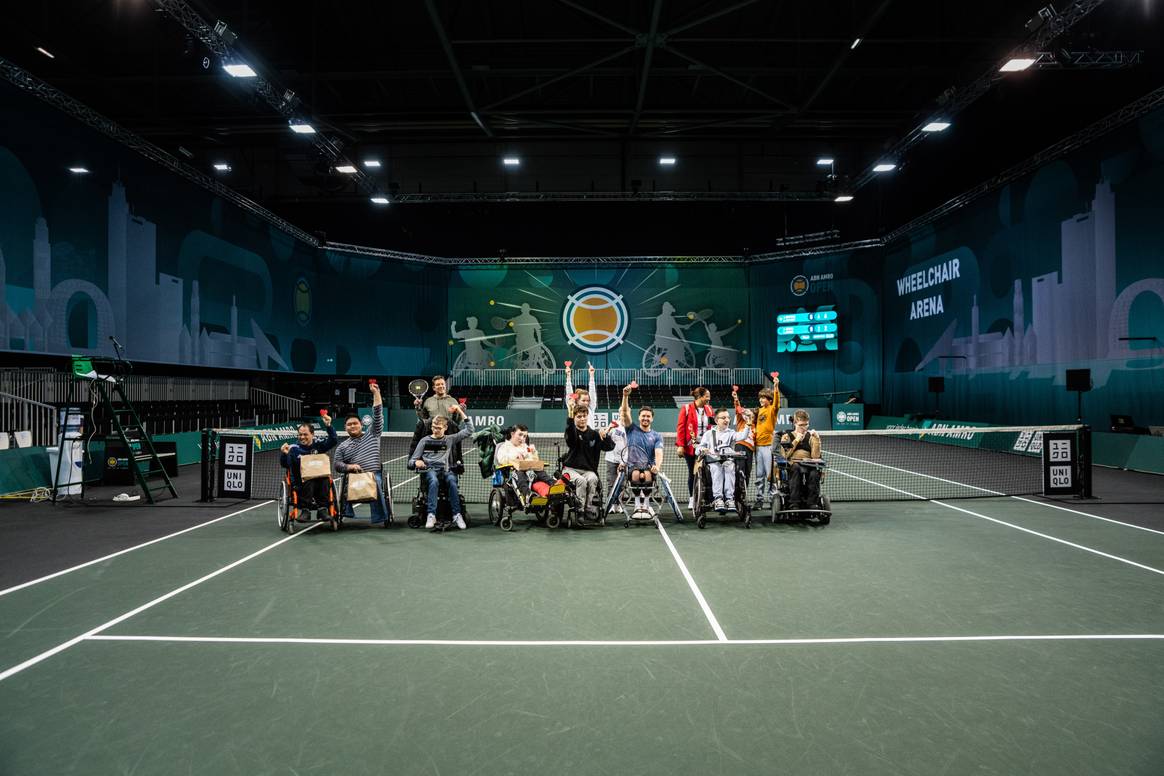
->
[676,386,715,510]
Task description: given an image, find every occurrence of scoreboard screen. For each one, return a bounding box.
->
[777,306,839,353]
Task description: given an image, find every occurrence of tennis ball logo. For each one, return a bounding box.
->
[791,275,809,296]
[561,286,628,354]
[293,277,312,326]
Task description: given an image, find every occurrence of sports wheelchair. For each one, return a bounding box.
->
[691,448,753,528]
[406,418,471,532]
[602,461,684,527]
[474,426,595,531]
[335,462,394,528]
[770,456,832,525]
[277,469,339,534]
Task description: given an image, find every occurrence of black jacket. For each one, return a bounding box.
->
[562,420,615,472]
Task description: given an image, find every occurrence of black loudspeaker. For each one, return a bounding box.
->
[1066,368,1092,392]
[928,376,945,394]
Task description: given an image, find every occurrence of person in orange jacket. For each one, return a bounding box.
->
[676,386,715,510]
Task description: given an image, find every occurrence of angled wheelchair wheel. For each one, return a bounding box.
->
[692,474,704,520]
[277,481,290,533]
[818,496,832,525]
[546,507,562,529]
[696,514,706,529]
[770,492,784,524]
[499,513,514,531]
[487,488,504,526]
[407,514,421,529]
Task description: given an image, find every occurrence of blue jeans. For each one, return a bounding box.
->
[754,445,773,502]
[422,467,461,516]
[341,471,390,524]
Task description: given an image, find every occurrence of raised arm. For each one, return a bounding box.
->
[620,384,633,428]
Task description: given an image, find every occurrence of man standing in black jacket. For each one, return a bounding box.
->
[563,405,615,523]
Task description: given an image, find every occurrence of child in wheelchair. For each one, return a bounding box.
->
[278,411,339,525]
[494,424,556,506]
[696,408,752,514]
[408,405,474,530]
[776,409,825,510]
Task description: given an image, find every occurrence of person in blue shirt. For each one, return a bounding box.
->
[619,383,664,517]
[279,412,338,519]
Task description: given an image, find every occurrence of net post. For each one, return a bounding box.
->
[199,427,215,502]
[1077,425,1093,499]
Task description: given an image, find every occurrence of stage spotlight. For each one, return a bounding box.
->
[370,195,390,205]
[36,47,55,59]
[363,159,382,168]
[502,157,521,166]
[222,62,256,78]
[850,38,861,50]
[816,157,834,166]
[658,156,677,166]
[335,165,358,174]
[212,162,231,172]
[921,120,951,132]
[1000,57,1036,72]
[873,162,897,172]
[834,194,854,202]
[68,166,90,174]
[289,121,316,134]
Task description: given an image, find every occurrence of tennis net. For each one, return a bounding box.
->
[200,423,1090,505]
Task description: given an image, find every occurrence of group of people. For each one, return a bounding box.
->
[676,375,823,513]
[278,367,823,530]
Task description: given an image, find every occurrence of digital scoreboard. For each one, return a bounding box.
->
[777,307,839,353]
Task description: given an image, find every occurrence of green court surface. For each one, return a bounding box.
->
[1,497,1162,775]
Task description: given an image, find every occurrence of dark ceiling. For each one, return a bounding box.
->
[2,0,1162,256]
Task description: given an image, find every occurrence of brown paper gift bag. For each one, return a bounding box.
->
[345,471,379,502]
[299,453,331,481]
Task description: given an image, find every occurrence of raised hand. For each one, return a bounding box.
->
[280,443,291,454]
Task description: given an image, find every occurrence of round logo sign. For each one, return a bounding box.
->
[791,275,809,296]
[561,286,629,354]
[836,410,846,422]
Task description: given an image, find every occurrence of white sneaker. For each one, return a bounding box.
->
[424,514,436,529]
[453,514,466,530]
[687,497,694,509]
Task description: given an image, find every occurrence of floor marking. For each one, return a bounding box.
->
[827,467,1164,577]
[84,633,1164,647]
[0,501,274,598]
[654,518,728,641]
[0,523,317,683]
[1010,496,1164,536]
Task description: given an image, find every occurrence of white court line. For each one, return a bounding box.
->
[824,449,1002,496]
[653,518,728,641]
[0,500,274,598]
[391,475,418,490]
[1010,496,1164,536]
[829,449,1164,535]
[84,633,1164,647]
[0,523,317,683]
[827,467,1164,577]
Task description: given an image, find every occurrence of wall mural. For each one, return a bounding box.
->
[447,266,750,374]
[882,107,1164,426]
[0,80,446,376]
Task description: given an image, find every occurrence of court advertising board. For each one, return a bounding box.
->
[217,435,253,499]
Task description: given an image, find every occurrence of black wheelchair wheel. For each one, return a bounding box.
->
[818,496,832,525]
[488,488,504,525]
[406,514,421,529]
[277,481,290,533]
[696,514,706,529]
[546,506,562,529]
[692,475,704,519]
